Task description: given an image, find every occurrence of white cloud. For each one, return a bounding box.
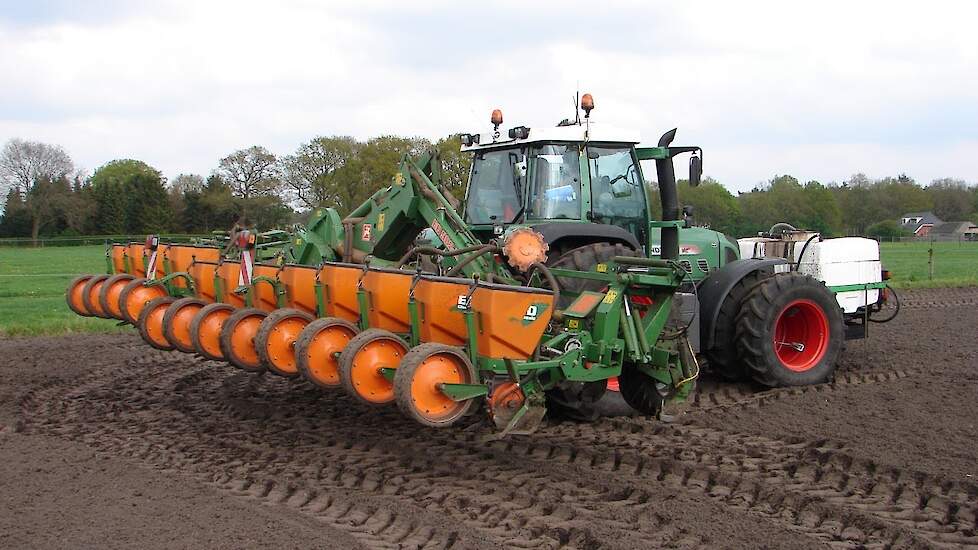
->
[0,0,975,191]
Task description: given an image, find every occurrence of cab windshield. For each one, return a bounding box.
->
[587,145,646,226]
[528,144,581,220]
[464,148,526,225]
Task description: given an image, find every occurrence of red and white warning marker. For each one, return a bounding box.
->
[237,230,255,286]
[145,235,160,280]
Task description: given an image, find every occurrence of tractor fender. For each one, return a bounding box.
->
[529,223,641,254]
[698,257,788,350]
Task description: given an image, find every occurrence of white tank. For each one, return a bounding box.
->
[798,237,881,313]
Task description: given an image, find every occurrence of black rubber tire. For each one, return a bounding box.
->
[295,317,359,390]
[545,242,641,420]
[190,303,236,361]
[118,277,165,325]
[618,364,666,416]
[393,343,479,428]
[137,296,177,351]
[81,274,111,318]
[703,270,772,381]
[735,272,844,387]
[255,308,315,378]
[97,273,135,320]
[219,307,269,372]
[66,275,95,317]
[162,297,208,353]
[338,328,408,406]
[546,242,641,304]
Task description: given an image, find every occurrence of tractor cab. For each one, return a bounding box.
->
[460,119,650,254]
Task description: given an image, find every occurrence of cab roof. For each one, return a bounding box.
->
[460,122,641,153]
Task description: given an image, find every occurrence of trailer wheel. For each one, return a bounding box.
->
[338,328,408,405]
[98,274,136,320]
[394,343,478,428]
[138,296,177,351]
[162,297,207,353]
[191,303,235,361]
[704,270,770,381]
[219,307,268,372]
[735,272,843,387]
[119,278,168,325]
[295,317,358,389]
[256,308,315,377]
[66,275,95,317]
[81,275,111,318]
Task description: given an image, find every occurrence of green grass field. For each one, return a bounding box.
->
[0,245,130,337]
[1,242,975,336]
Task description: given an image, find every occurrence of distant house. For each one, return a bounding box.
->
[930,221,978,240]
[899,211,943,236]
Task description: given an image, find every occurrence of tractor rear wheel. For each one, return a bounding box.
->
[545,242,641,420]
[704,270,771,381]
[394,343,479,428]
[119,278,168,325]
[219,307,268,372]
[295,317,358,389]
[162,297,207,353]
[81,275,111,318]
[66,275,95,317]
[98,273,136,320]
[191,303,235,361]
[339,328,408,406]
[735,272,843,387]
[138,296,177,351]
[255,308,315,377]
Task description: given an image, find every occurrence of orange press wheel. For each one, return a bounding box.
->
[338,328,408,405]
[81,275,111,318]
[255,308,316,377]
[393,343,479,428]
[66,275,95,317]
[119,278,168,325]
[190,303,235,361]
[162,297,207,353]
[137,296,177,351]
[219,307,268,372]
[295,317,359,389]
[98,273,136,320]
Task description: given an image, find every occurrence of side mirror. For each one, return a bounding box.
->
[689,155,702,186]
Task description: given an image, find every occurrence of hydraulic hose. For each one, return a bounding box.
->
[394,244,488,269]
[444,245,500,277]
[523,262,562,321]
[869,284,900,323]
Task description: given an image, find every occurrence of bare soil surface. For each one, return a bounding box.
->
[1,286,976,549]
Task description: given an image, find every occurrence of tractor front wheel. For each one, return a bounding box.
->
[394,343,478,428]
[735,272,843,387]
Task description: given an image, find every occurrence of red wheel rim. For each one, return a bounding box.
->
[772,299,829,372]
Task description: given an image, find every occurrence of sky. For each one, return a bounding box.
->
[1,0,976,193]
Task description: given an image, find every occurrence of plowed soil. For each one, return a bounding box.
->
[1,287,976,549]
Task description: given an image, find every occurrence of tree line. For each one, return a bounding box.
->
[0,136,467,242]
[1,135,975,242]
[658,173,978,238]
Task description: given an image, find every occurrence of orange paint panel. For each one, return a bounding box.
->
[413,276,474,346]
[319,263,362,322]
[471,283,554,360]
[251,264,280,311]
[126,243,147,276]
[188,262,219,301]
[165,246,221,289]
[361,268,413,333]
[216,263,245,307]
[111,245,127,274]
[278,264,318,314]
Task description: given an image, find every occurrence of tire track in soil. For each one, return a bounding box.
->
[20,353,708,550]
